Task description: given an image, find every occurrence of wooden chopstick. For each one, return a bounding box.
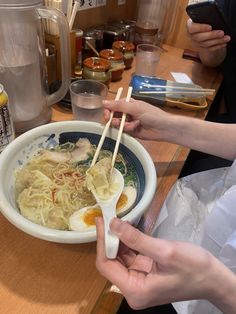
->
[67,0,73,23]
[90,87,123,167]
[69,1,80,31]
[111,86,133,169]
[142,83,215,93]
[139,90,214,96]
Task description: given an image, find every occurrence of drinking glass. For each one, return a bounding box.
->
[70,80,108,123]
[135,44,163,77]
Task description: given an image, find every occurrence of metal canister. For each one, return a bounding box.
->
[96,24,126,49]
[0,84,15,153]
[110,20,136,43]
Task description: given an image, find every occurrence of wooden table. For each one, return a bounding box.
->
[0,45,222,314]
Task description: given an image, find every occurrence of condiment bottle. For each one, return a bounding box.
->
[0,84,15,153]
[82,57,111,86]
[74,29,84,77]
[112,40,135,69]
[99,49,125,81]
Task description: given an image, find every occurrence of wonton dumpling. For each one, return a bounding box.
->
[86,157,119,200]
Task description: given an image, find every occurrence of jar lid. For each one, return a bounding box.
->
[83,57,111,71]
[99,49,123,61]
[112,41,135,52]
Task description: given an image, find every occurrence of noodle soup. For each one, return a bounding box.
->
[0,121,157,244]
[15,138,138,231]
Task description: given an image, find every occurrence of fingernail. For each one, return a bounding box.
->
[224,35,231,42]
[217,30,224,36]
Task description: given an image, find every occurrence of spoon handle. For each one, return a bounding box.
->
[100,203,119,259]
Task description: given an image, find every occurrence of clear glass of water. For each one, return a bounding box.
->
[135,44,163,77]
[69,80,108,123]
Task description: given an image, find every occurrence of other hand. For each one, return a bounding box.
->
[96,217,220,310]
[186,18,231,52]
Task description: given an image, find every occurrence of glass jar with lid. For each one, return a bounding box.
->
[112,41,135,69]
[99,49,125,81]
[82,57,111,86]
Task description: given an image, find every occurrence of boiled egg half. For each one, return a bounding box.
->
[69,186,137,231]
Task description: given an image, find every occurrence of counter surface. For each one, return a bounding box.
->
[0,45,222,314]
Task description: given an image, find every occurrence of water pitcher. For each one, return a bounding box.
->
[0,0,71,133]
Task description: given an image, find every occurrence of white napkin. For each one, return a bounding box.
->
[152,161,236,314]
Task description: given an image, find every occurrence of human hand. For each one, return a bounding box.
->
[186,18,231,52]
[96,218,236,312]
[103,98,171,141]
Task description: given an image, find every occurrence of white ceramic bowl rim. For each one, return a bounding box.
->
[0,121,157,243]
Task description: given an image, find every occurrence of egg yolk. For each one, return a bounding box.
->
[84,207,102,226]
[83,193,129,226]
[116,193,128,211]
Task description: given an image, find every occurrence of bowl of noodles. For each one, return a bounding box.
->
[0,121,157,243]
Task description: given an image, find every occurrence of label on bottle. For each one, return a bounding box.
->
[0,84,15,153]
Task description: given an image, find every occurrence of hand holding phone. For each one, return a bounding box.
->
[186,0,231,36]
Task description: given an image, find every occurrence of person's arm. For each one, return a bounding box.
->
[163,114,236,160]
[186,19,230,67]
[96,218,236,313]
[103,98,236,160]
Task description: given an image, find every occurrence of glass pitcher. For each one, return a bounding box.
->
[0,0,71,133]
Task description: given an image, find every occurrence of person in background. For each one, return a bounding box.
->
[186,0,236,122]
[178,0,236,177]
[96,98,236,314]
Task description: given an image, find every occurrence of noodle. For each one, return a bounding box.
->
[15,138,137,230]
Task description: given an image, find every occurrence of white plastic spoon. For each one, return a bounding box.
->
[92,167,124,259]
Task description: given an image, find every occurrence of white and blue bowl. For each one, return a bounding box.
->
[0,121,157,243]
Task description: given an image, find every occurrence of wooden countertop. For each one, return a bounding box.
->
[0,45,222,314]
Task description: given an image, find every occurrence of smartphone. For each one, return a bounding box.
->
[186,0,231,35]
